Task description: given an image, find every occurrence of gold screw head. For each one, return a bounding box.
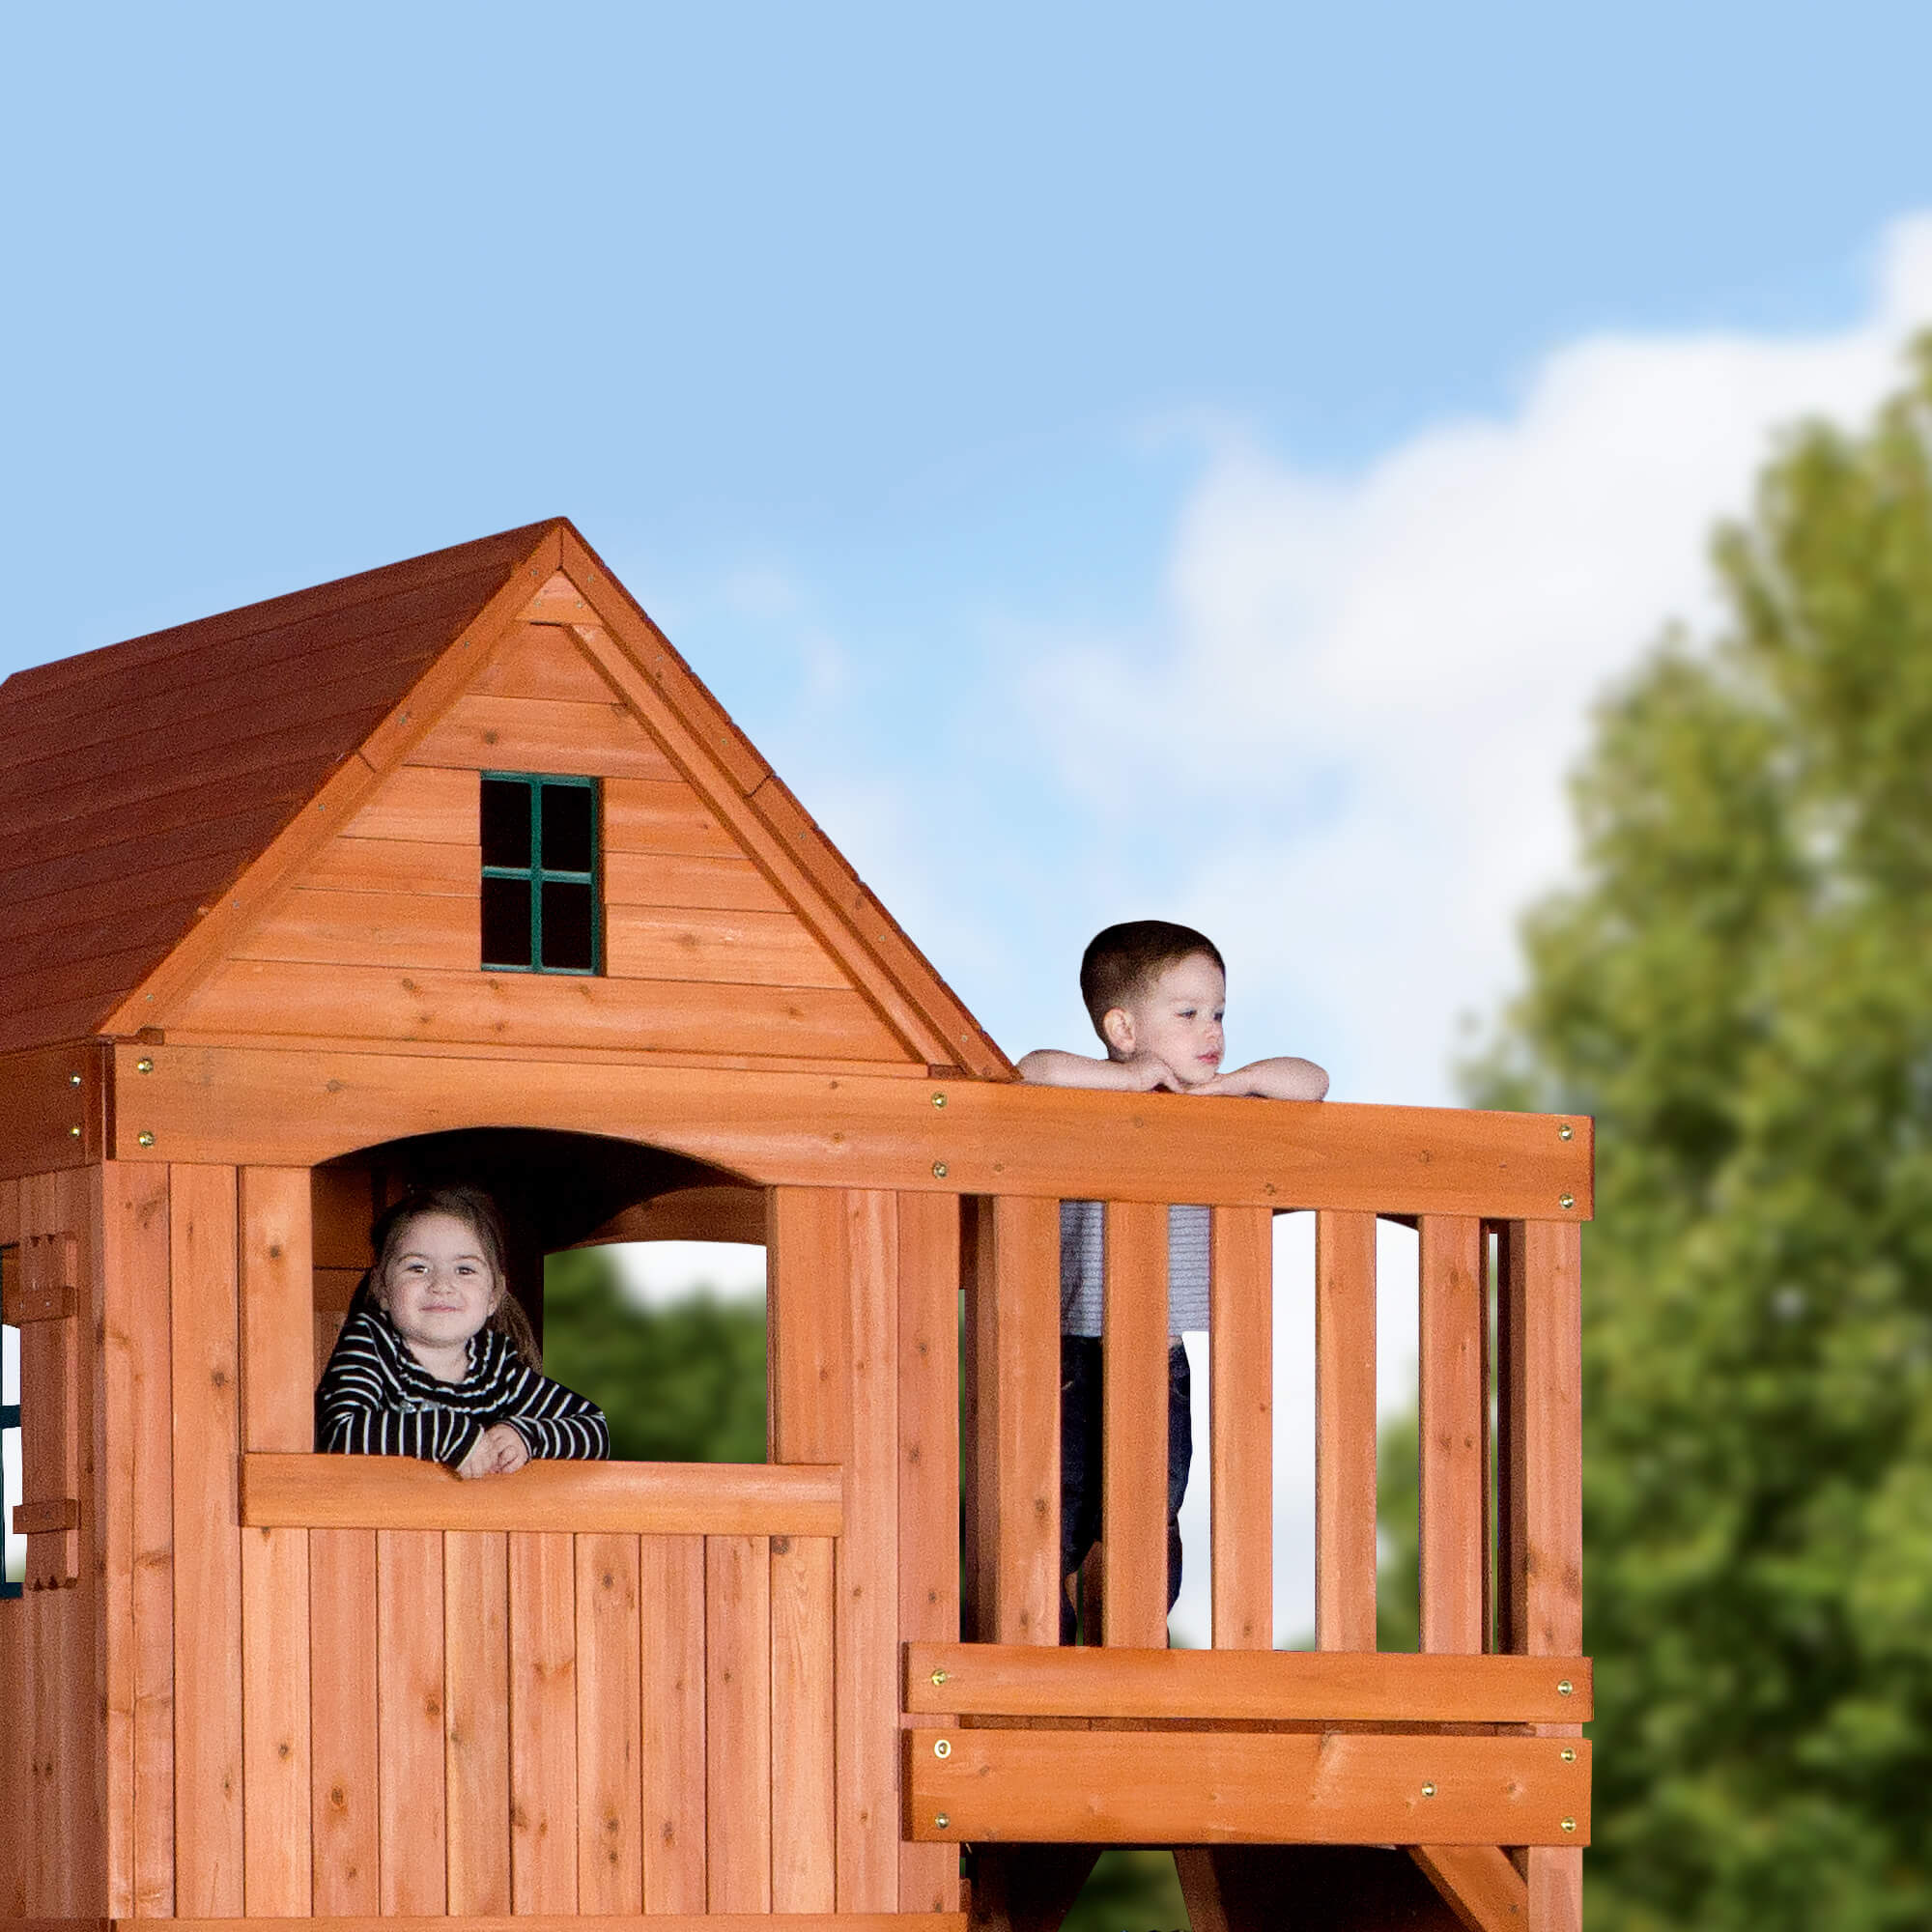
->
[1559,1193,1576,1210]
[135,1058,154,1074]
[1561,1817,1577,1833]
[1420,1782,1435,1798]
[930,1667,949,1686]
[69,1124,82,1139]
[932,1092,947,1108]
[1557,1679,1573,1695]
[137,1131,156,1149]
[933,1738,952,1759]
[1558,1122,1574,1140]
[68,1072,82,1088]
[1561,1747,1577,1762]
[931,1161,949,1179]
[934,1813,950,1830]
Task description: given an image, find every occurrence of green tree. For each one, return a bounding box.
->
[1468,337,1932,1929]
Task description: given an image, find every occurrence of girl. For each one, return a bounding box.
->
[315,1184,608,1476]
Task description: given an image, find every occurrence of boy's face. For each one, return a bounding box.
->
[1102,952,1227,1088]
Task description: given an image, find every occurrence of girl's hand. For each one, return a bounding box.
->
[456,1422,532,1479]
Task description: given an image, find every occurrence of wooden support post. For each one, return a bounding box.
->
[1316,1210,1378,1650]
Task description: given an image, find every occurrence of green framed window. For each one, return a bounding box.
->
[480,773,601,974]
[2,1248,19,1601]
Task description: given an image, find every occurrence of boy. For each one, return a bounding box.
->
[1016,920,1327,1641]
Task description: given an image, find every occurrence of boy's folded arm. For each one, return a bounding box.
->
[1016,1046,1178,1091]
[1200,1056,1330,1100]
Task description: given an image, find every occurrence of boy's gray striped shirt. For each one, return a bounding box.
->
[1060,1199,1211,1338]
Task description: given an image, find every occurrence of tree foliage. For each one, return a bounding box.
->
[1470,337,1932,1928]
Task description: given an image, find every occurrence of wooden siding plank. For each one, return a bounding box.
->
[906,1728,1590,1847]
[984,1196,1062,1646]
[231,888,476,971]
[407,692,680,780]
[606,905,854,990]
[375,1530,446,1914]
[1315,1209,1378,1652]
[117,1045,1596,1222]
[575,1533,643,1913]
[1102,1200,1169,1648]
[240,1525,312,1915]
[1209,1207,1274,1650]
[603,776,743,859]
[896,1191,962,1915]
[508,1531,578,1911]
[168,962,909,1063]
[239,1168,313,1455]
[604,848,789,914]
[767,1187,853,1464]
[706,1535,773,1913]
[308,1529,380,1913]
[240,1453,841,1536]
[472,622,619,701]
[903,1642,1590,1722]
[306,836,477,897]
[639,1535,707,1914]
[770,1535,837,1912]
[342,765,479,844]
[443,1530,512,1915]
[838,1191,900,1911]
[168,1164,243,1916]
[1420,1216,1487,1657]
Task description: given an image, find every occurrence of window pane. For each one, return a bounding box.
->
[481,778,532,870]
[482,875,533,968]
[541,783,594,873]
[541,880,595,971]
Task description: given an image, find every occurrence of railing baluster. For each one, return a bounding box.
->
[1209,1207,1273,1650]
[985,1196,1062,1645]
[1316,1210,1378,1651]
[1102,1202,1169,1647]
[1419,1215,1486,1655]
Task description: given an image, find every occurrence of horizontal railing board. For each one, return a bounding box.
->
[905,1727,1590,1848]
[905,1643,1592,1724]
[114,1043,1593,1221]
[241,1454,843,1537]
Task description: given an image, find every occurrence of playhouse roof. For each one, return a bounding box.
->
[0,519,1009,1075]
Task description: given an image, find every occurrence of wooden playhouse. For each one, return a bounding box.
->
[0,520,1591,1931]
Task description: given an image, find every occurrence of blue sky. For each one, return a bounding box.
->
[10,0,1932,1634]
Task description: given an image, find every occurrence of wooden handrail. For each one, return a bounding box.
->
[240,1452,843,1536]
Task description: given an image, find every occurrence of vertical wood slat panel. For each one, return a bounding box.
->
[102,1162,175,1918]
[1511,1220,1585,1931]
[1102,1200,1169,1648]
[770,1535,836,1911]
[897,1190,962,1915]
[986,1195,1062,1646]
[508,1531,578,1912]
[575,1534,643,1912]
[376,1530,445,1914]
[1315,1209,1378,1651]
[96,1168,132,1917]
[169,1163,243,1916]
[0,1179,18,1918]
[705,1534,772,1912]
[1210,1207,1274,1650]
[838,1190,899,1910]
[639,1535,706,1913]
[238,1168,312,1917]
[444,1531,512,1914]
[768,1187,853,1463]
[1419,1215,1486,1656]
[308,1529,380,1912]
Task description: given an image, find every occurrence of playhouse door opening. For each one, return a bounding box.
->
[313,1126,768,1464]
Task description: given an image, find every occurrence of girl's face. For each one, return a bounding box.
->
[380,1211,499,1367]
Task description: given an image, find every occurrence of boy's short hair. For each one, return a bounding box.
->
[1079,920,1224,1037]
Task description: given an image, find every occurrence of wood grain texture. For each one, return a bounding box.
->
[705,1535,772,1913]
[376,1531,446,1914]
[155,1915,967,1931]
[309,1529,381,1913]
[407,692,679,780]
[1101,1200,1169,1648]
[906,1728,1590,1847]
[903,1643,1591,1721]
[443,1531,512,1915]
[471,622,617,702]
[767,1187,853,1469]
[606,905,855,990]
[1316,1209,1378,1652]
[1409,1842,1530,1932]
[603,776,742,859]
[339,765,479,845]
[240,1526,312,1915]
[117,1045,1595,1222]
[1419,1216,1486,1656]
[838,1191,900,1911]
[239,1168,313,1454]
[231,888,476,972]
[507,1533,577,1912]
[770,1535,837,1912]
[574,1534,643,1913]
[168,1164,244,1915]
[305,836,477,898]
[639,1535,708,1914]
[241,1451,841,1536]
[1209,1207,1274,1650]
[604,848,788,914]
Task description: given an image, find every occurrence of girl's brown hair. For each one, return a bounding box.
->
[365,1184,540,1368]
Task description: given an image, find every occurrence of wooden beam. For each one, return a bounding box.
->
[114,1043,1594,1221]
[904,1643,1589,1723]
[0,1041,105,1179]
[1410,1843,1530,1932]
[239,1453,841,1537]
[905,1727,1589,1846]
[143,1917,967,1931]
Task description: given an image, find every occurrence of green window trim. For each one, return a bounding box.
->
[480,772,602,976]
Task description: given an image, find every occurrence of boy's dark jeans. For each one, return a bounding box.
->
[1059,1334,1192,1645]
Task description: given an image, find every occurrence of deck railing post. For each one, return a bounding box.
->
[1315,1209,1378,1652]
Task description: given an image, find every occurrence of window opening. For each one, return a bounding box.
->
[2,1247,19,1600]
[481,773,600,974]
